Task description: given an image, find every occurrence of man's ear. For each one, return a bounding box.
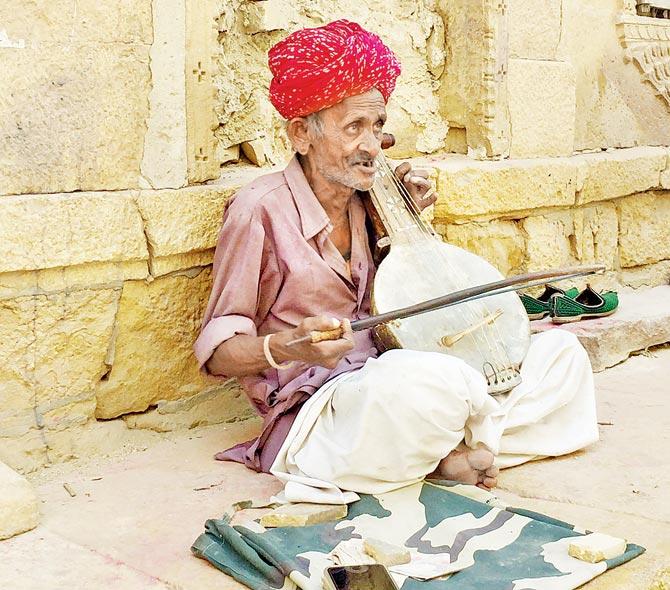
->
[286,118,311,155]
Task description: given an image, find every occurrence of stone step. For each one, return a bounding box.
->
[0,461,39,540]
[531,285,670,372]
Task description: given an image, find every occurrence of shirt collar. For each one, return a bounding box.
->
[283,154,332,240]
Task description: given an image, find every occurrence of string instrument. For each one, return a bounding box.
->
[289,151,603,395]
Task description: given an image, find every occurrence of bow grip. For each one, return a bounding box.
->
[309,327,344,343]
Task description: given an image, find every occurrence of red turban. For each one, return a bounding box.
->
[268,20,401,119]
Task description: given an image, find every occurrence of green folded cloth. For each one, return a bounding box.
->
[551,285,619,324]
[519,285,579,320]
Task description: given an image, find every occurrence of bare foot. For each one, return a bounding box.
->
[436,445,499,490]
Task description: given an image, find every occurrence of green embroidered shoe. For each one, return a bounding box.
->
[551,285,619,324]
[519,285,580,320]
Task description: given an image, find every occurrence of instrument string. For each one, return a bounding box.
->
[377,157,514,377]
[372,155,516,385]
[371,158,503,371]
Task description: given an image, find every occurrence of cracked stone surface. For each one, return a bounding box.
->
[1,348,668,589]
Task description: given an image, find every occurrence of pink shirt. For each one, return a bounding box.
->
[194,155,378,471]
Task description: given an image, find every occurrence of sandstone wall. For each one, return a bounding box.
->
[0,0,248,473]
[1,0,670,474]
[215,0,450,163]
[431,148,670,291]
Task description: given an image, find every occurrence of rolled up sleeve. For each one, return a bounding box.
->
[194,314,257,370]
[194,201,272,375]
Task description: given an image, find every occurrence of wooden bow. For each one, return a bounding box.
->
[286,264,605,346]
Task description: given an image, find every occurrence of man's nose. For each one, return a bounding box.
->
[359,128,381,159]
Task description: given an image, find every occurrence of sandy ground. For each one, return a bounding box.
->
[1,348,669,589]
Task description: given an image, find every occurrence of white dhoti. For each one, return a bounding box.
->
[270,330,598,504]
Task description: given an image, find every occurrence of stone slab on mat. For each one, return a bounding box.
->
[493,490,670,590]
[0,461,38,540]
[531,286,670,371]
[260,503,348,528]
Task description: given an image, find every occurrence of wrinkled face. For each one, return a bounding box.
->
[310,89,386,191]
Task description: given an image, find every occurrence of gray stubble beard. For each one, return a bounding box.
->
[318,162,375,193]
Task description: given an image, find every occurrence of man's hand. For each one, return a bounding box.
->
[274,315,354,369]
[381,133,437,213]
[394,162,436,212]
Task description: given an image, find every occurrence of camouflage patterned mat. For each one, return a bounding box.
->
[191,480,644,590]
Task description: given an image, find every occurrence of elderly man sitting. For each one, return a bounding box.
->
[194,20,598,504]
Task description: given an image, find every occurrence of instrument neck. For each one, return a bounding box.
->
[368,154,435,246]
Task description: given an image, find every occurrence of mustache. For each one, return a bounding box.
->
[347,154,376,166]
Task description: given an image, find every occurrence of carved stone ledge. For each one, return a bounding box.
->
[617,14,670,108]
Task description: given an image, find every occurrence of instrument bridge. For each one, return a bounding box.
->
[439,309,504,348]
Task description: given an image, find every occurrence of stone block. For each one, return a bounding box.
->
[41,399,97,432]
[508,0,563,60]
[35,262,149,294]
[440,220,526,276]
[136,185,236,258]
[123,382,253,432]
[151,251,215,277]
[0,45,150,195]
[0,431,47,474]
[0,462,38,540]
[0,414,36,441]
[94,270,213,419]
[241,0,298,33]
[0,288,119,447]
[522,204,618,272]
[387,60,449,156]
[32,289,119,416]
[0,192,148,274]
[433,156,577,219]
[218,144,241,165]
[0,0,152,45]
[140,0,188,190]
[507,59,576,158]
[532,286,670,371]
[260,503,348,528]
[241,139,268,167]
[576,147,666,205]
[443,127,467,155]
[618,192,670,267]
[523,212,574,271]
[661,151,670,189]
[0,262,148,302]
[619,260,670,289]
[363,538,411,566]
[0,298,35,417]
[568,533,627,563]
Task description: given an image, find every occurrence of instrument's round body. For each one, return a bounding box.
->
[371,240,531,394]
